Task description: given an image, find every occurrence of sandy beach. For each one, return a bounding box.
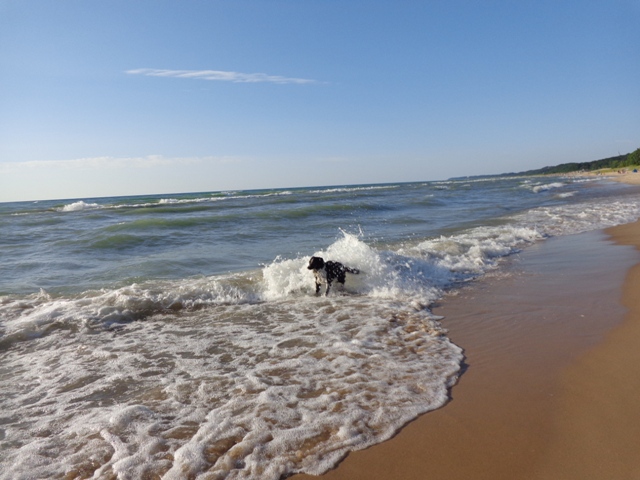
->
[611,171,640,185]
[293,180,640,480]
[572,169,640,185]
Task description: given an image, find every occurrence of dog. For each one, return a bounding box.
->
[307,256,360,295]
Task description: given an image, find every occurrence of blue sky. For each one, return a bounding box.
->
[1,0,638,202]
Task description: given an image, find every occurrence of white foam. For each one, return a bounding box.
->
[0,290,462,479]
[400,226,544,284]
[58,200,101,212]
[0,277,259,346]
[556,191,576,198]
[158,196,220,205]
[261,232,447,305]
[530,181,565,193]
[515,199,640,236]
[308,185,398,194]
[52,192,288,215]
[0,233,467,479]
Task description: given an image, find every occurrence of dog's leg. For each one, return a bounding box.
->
[325,281,332,296]
[315,281,321,295]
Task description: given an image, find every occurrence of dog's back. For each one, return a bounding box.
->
[308,256,359,295]
[324,261,359,283]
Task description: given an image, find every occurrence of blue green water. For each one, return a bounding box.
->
[2,177,636,295]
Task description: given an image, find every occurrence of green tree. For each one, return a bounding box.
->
[627,148,640,167]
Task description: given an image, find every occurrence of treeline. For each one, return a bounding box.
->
[521,148,640,175]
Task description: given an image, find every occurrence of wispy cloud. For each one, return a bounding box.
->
[0,155,240,173]
[126,68,317,85]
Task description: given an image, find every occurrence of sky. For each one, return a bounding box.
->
[1,0,639,202]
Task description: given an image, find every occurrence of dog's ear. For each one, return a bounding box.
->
[308,256,324,269]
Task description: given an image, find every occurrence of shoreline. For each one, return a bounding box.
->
[293,212,640,477]
[569,169,640,185]
[610,171,640,185]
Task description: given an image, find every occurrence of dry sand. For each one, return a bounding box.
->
[293,182,640,479]
[572,169,640,185]
[612,172,640,185]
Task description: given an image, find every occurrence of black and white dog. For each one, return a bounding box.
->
[307,256,360,295]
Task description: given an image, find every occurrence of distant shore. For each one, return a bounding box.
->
[570,168,640,185]
[293,175,640,480]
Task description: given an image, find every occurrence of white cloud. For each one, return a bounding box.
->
[126,68,317,84]
[0,155,238,173]
[0,155,249,202]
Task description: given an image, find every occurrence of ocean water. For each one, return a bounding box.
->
[1,176,640,479]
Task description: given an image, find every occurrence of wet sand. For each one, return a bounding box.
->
[293,218,640,479]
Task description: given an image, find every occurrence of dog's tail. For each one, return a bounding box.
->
[345,266,360,275]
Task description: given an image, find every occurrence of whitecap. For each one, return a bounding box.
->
[58,200,101,212]
[531,182,565,193]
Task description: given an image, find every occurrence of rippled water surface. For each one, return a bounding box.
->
[1,177,639,479]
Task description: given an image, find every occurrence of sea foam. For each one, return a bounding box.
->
[0,274,462,479]
[58,200,101,212]
[2,178,640,479]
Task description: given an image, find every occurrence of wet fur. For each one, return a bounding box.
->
[307,256,360,295]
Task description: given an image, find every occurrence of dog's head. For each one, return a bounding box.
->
[307,256,325,271]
